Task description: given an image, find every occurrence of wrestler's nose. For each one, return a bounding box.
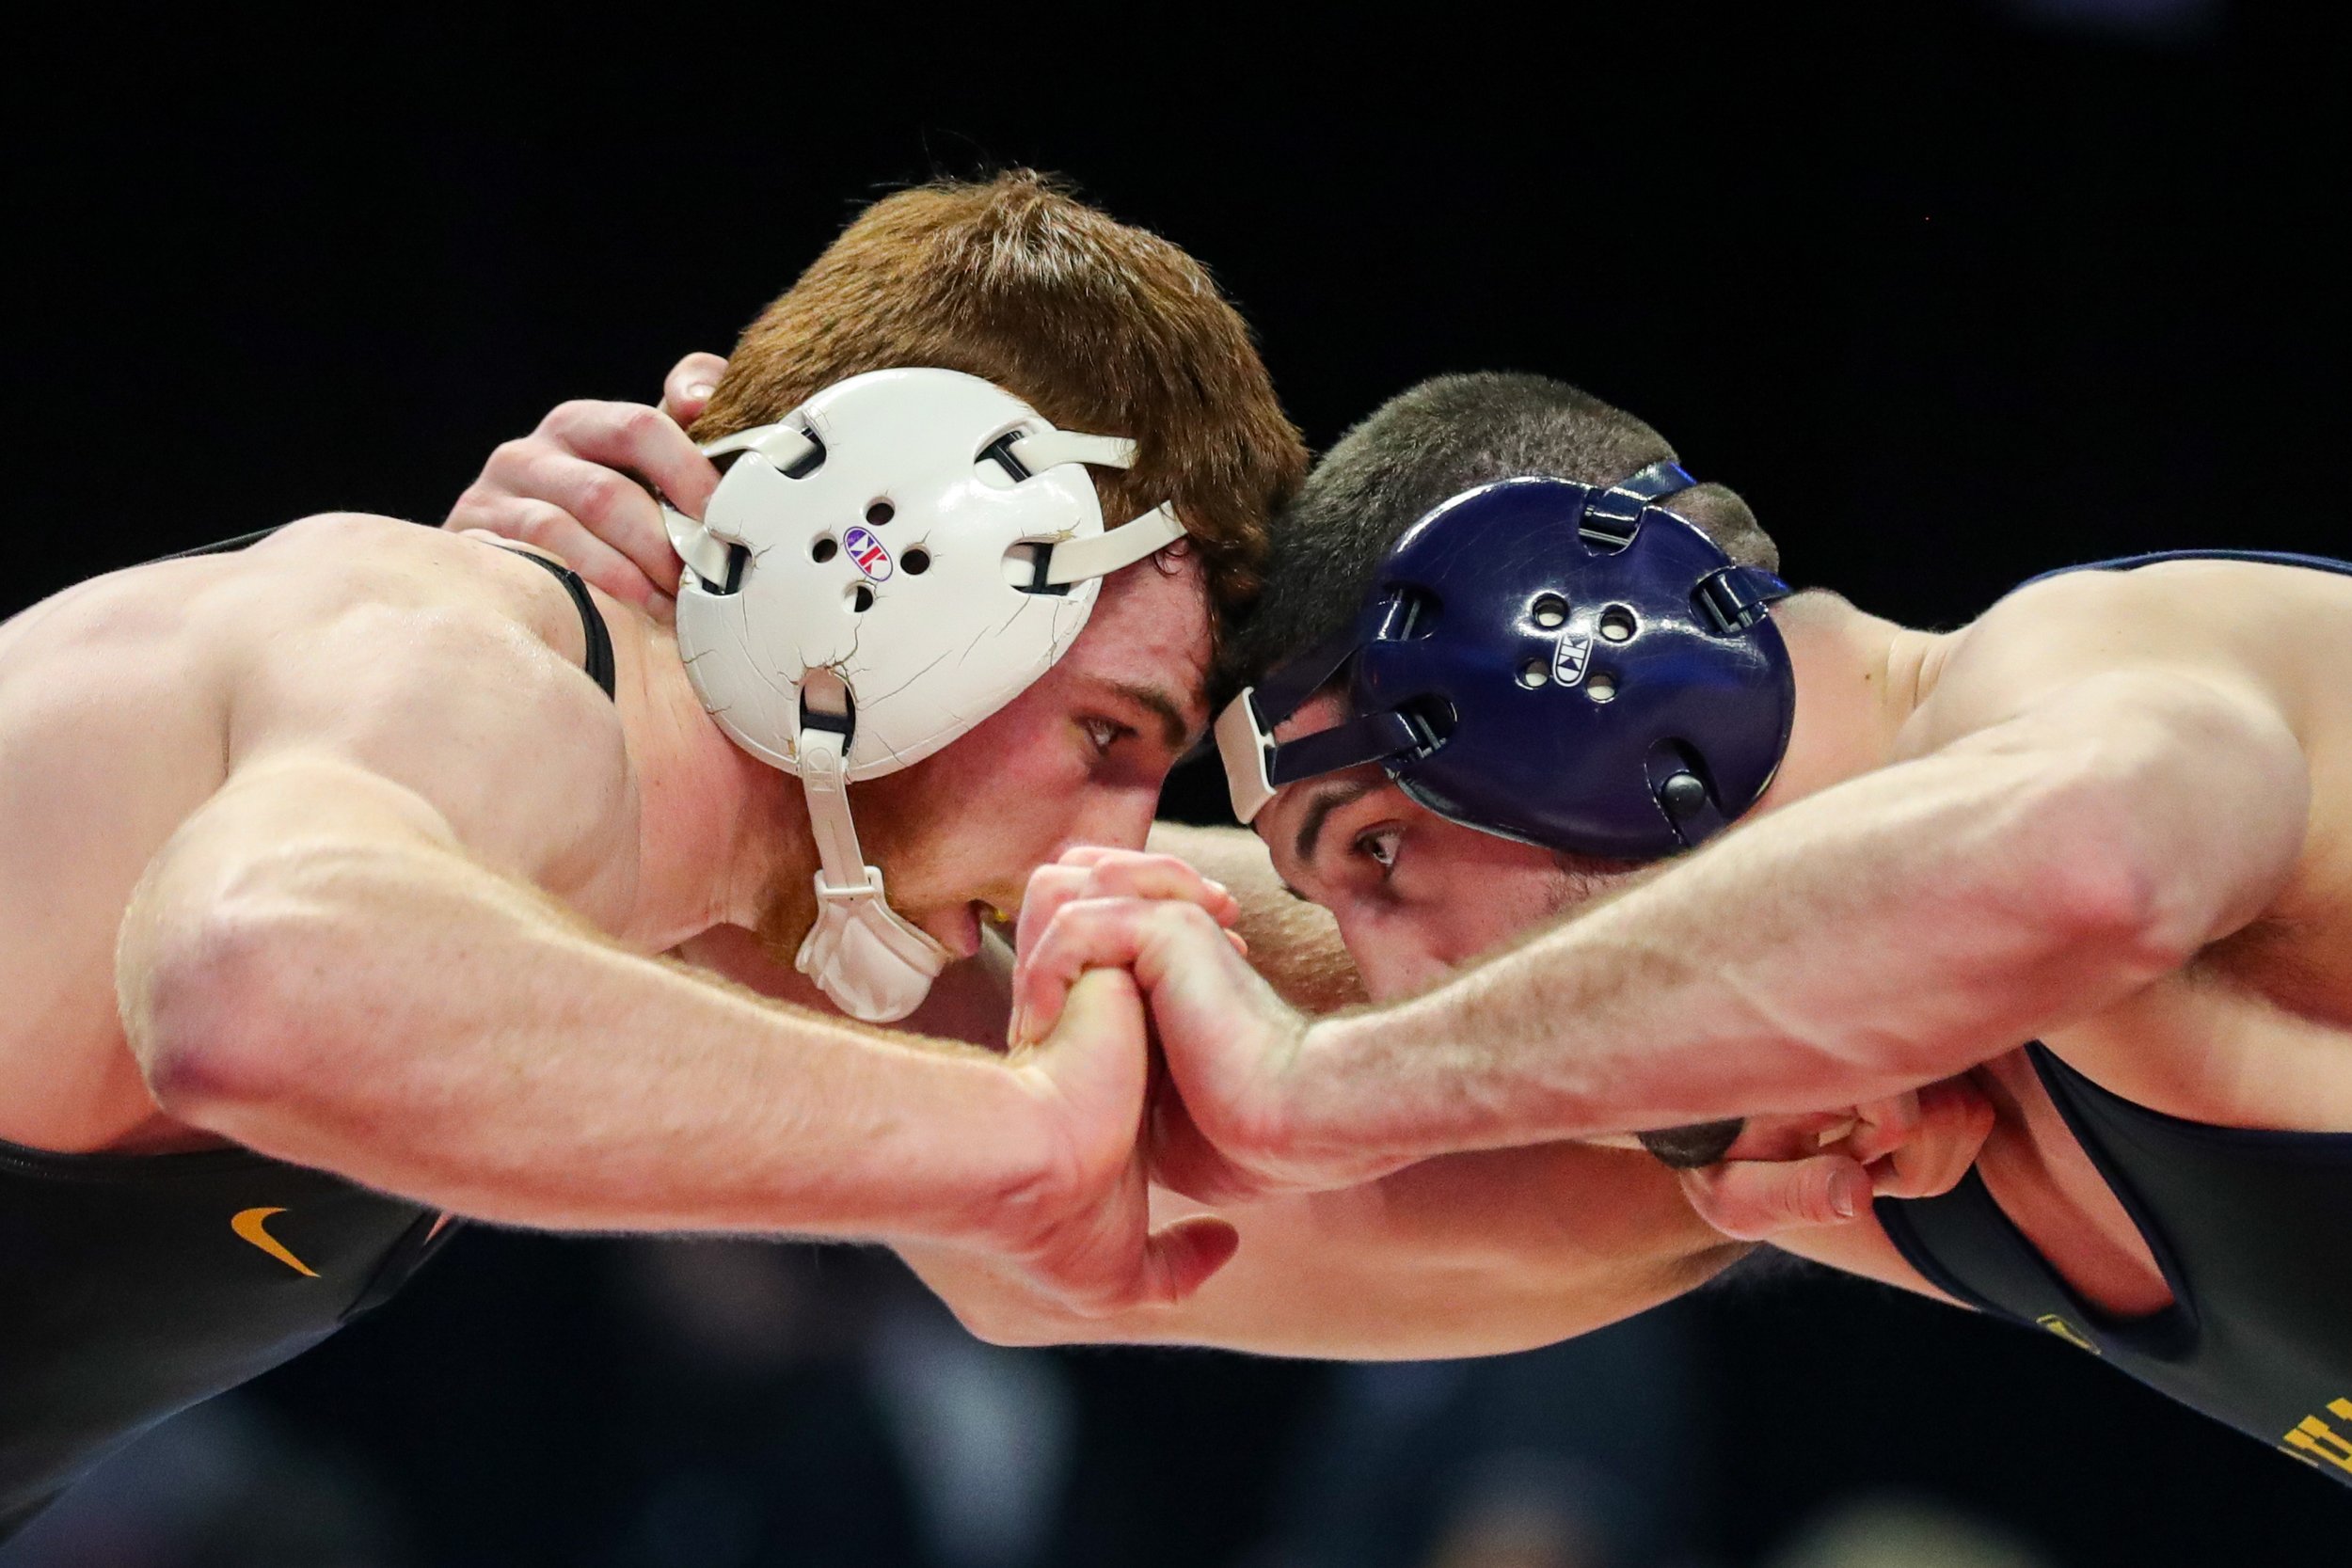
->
[1057,784,1160,859]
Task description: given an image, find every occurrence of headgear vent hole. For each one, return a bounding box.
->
[849,584,875,614]
[1599,606,1638,643]
[1531,594,1569,630]
[904,548,931,576]
[866,501,895,527]
[1518,660,1548,689]
[812,538,838,563]
[1586,674,1619,704]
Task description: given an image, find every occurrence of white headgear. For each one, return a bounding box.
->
[661,368,1186,1022]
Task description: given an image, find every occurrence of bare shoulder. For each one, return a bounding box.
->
[0,514,639,898]
[211,515,640,890]
[1914,556,2352,749]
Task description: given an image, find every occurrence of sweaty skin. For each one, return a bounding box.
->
[1009,558,2352,1341]
[0,515,1234,1314]
[465,369,1995,1358]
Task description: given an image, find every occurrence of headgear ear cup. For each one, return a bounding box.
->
[663,368,1185,1021]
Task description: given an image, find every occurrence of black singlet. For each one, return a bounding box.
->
[1878,548,2352,1487]
[0,541,615,1536]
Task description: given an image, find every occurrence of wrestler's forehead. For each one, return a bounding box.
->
[1061,554,1214,725]
[1254,690,1413,869]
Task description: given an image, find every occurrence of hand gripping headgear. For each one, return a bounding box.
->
[662,368,1186,1021]
[1216,464,1794,861]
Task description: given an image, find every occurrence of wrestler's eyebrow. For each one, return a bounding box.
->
[1293,778,1379,869]
[1108,681,1194,752]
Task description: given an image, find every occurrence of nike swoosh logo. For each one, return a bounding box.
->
[230,1206,321,1277]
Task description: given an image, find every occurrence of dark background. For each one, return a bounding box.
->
[6,2,2347,1564]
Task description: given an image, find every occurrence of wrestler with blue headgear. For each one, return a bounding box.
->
[976,371,2352,1483]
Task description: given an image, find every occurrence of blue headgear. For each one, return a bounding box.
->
[1214,462,1795,861]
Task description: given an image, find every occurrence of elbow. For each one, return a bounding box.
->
[126,902,324,1124]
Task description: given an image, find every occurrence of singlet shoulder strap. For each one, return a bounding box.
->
[2020,547,2352,591]
[152,525,288,562]
[147,526,617,701]
[503,549,616,702]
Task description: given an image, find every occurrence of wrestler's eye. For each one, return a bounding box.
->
[1354,828,1401,875]
[1081,717,1133,756]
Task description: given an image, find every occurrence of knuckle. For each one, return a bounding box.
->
[446,483,493,525]
[1165,901,1217,934]
[610,402,663,446]
[485,436,537,475]
[539,400,594,438]
[574,468,633,516]
[511,502,574,547]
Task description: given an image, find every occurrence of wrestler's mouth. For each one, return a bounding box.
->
[940,901,1013,960]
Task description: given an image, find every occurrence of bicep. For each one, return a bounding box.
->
[118,750,479,1074]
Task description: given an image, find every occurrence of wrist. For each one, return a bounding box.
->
[1275,1010,1424,1184]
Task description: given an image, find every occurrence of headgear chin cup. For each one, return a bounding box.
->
[663,368,1186,1022]
[1216,464,1795,862]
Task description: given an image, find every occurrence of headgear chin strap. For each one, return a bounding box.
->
[663,368,1185,1022]
[1216,463,1795,862]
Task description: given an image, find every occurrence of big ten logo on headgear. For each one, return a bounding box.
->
[842,525,893,581]
[1551,625,1594,688]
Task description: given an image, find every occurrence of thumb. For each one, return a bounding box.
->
[1135,1214,1240,1307]
[1679,1153,1872,1241]
[660,352,730,427]
[1051,966,1143,1042]
[1030,968,1148,1106]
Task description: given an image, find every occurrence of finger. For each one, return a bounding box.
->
[1844,1092,1923,1165]
[1867,1079,1994,1200]
[1055,847,1234,911]
[518,436,688,597]
[1679,1153,1872,1241]
[1012,866,1096,990]
[446,439,541,529]
[660,352,729,427]
[1134,1214,1240,1307]
[1062,856,1237,927]
[486,501,655,611]
[1723,1109,1867,1163]
[1012,858,1236,999]
[1010,898,1158,1049]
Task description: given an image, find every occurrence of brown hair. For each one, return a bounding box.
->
[694,172,1305,624]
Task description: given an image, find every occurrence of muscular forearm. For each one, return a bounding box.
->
[911,1143,1736,1358]
[1293,731,2212,1166]
[1150,822,1364,1014]
[125,837,1055,1243]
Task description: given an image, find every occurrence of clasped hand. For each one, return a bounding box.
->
[1008,847,1992,1243]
